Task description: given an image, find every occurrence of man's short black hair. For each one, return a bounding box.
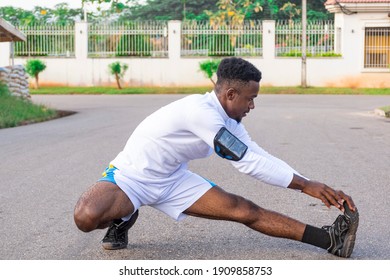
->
[216,57,262,88]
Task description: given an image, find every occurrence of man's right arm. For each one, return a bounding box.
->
[288,174,357,212]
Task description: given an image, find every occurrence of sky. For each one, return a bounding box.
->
[0,0,82,10]
[0,0,114,11]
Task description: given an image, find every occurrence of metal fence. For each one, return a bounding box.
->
[14,24,75,57]
[275,20,337,57]
[13,20,339,59]
[364,27,390,68]
[88,21,168,58]
[181,20,263,57]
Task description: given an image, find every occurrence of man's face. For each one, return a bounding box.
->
[225,80,259,123]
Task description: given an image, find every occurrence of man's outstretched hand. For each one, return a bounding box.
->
[288,174,357,212]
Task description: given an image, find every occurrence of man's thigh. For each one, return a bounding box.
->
[76,181,135,225]
[183,185,258,222]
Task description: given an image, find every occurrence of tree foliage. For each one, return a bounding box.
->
[82,0,132,9]
[25,59,47,89]
[0,0,332,25]
[205,0,263,27]
[280,2,300,21]
[108,61,128,89]
[127,0,218,21]
[0,3,83,25]
[199,59,221,85]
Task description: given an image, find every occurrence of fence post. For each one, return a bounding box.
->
[75,21,88,60]
[301,0,307,87]
[262,20,275,59]
[168,20,182,60]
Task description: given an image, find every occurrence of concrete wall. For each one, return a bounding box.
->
[1,15,389,88]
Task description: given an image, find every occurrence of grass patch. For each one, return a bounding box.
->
[31,86,213,95]
[0,83,59,129]
[30,86,390,95]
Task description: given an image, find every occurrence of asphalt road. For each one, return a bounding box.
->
[1,94,390,260]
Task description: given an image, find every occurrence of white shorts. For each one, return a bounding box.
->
[98,165,216,221]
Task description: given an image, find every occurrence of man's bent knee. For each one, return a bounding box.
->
[74,203,100,232]
[74,181,134,232]
[73,188,106,232]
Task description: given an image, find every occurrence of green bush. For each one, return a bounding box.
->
[109,61,129,89]
[14,52,48,57]
[280,50,342,58]
[319,52,342,57]
[25,59,47,89]
[199,59,221,85]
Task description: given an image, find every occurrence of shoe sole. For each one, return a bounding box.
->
[101,243,127,250]
[101,210,139,250]
[340,202,359,258]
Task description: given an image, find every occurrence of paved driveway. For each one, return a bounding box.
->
[1,94,390,260]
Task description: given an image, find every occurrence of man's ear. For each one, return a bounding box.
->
[226,87,237,100]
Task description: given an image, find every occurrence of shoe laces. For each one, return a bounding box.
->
[323,215,349,235]
[103,221,125,241]
[333,215,349,237]
[322,215,350,253]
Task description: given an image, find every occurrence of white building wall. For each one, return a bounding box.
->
[0,43,10,66]
[311,11,390,88]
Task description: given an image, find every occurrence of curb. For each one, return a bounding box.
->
[374,108,385,117]
[374,108,389,118]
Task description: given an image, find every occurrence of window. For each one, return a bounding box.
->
[364,27,390,68]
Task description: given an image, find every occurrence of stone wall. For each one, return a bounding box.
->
[0,65,30,98]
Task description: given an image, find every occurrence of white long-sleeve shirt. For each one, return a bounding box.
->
[111,91,299,188]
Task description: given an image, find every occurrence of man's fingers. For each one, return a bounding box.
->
[319,193,332,209]
[322,187,342,209]
[336,190,357,212]
[344,198,357,212]
[308,182,356,212]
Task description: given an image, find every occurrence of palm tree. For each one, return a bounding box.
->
[108,61,128,89]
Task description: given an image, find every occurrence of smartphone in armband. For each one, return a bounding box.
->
[213,127,248,161]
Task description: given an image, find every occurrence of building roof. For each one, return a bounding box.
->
[325,0,390,13]
[326,0,390,3]
[0,18,26,42]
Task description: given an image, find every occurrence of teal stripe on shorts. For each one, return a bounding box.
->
[205,178,217,187]
[98,164,118,185]
[99,164,216,188]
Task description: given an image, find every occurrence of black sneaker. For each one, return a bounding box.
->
[322,202,359,258]
[101,210,139,250]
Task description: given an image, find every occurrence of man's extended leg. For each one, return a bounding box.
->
[74,181,137,250]
[184,185,306,241]
[184,186,358,257]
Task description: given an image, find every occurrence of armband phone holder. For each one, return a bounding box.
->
[214,127,248,161]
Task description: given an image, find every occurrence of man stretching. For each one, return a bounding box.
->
[74,57,359,258]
